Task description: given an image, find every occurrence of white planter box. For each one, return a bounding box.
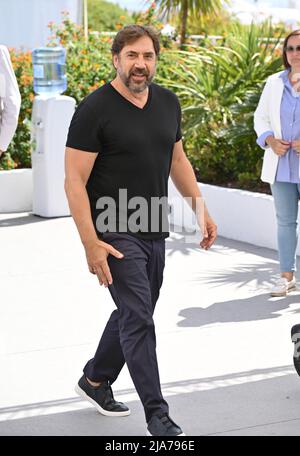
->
[169,179,298,254]
[0,169,32,213]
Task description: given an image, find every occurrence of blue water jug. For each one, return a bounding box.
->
[32,47,67,96]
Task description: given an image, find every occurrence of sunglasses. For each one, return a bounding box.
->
[285,45,300,53]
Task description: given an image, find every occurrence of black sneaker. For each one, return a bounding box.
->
[75,375,130,417]
[291,324,300,377]
[147,413,185,436]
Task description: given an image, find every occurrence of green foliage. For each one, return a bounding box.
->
[87,0,132,32]
[0,50,33,170]
[155,0,223,45]
[155,21,284,190]
[132,2,177,49]
[176,4,289,38]
[186,7,237,36]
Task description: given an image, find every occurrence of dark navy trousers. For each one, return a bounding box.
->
[83,233,169,422]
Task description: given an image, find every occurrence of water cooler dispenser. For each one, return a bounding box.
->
[31,47,76,217]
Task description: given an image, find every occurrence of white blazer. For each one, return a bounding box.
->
[254,70,286,184]
[0,45,21,152]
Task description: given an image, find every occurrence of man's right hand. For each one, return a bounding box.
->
[266,136,290,156]
[84,239,124,287]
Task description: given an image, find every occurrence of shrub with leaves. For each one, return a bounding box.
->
[1,50,33,170]
[155,21,284,191]
[87,0,132,32]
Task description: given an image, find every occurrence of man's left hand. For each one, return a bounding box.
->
[200,216,217,250]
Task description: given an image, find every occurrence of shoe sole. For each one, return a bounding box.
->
[146,431,186,436]
[75,384,130,417]
[270,285,296,297]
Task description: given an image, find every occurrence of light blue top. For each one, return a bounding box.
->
[256,69,300,183]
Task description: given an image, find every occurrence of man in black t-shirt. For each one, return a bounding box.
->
[65,25,217,436]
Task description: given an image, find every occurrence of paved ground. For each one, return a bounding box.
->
[1,212,300,436]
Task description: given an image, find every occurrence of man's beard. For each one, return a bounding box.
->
[118,67,154,93]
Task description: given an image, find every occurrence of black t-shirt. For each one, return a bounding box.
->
[66,81,182,240]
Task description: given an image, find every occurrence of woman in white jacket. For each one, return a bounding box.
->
[0,45,21,156]
[254,29,300,297]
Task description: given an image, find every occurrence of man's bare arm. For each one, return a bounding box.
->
[65,147,99,246]
[65,147,123,286]
[170,140,217,249]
